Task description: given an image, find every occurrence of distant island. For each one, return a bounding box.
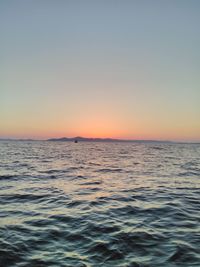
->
[48,136,119,142]
[0,137,199,144]
[47,136,173,143]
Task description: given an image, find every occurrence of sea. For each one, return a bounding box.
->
[0,141,200,267]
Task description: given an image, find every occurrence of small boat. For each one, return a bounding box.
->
[74,140,78,143]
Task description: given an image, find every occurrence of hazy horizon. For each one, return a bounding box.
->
[1,1,200,141]
[0,135,200,144]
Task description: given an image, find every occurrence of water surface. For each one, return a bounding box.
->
[0,141,200,266]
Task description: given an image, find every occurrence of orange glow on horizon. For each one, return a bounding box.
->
[1,111,200,141]
[1,125,200,142]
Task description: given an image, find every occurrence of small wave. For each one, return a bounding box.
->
[169,244,199,263]
[0,193,52,203]
[49,214,77,224]
[151,146,165,150]
[67,200,86,208]
[96,168,123,173]
[178,171,200,177]
[0,174,19,181]
[70,175,87,181]
[80,181,102,186]
[84,222,120,235]
[87,241,124,261]
[40,169,62,174]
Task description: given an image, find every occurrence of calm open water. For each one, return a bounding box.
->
[0,141,200,267]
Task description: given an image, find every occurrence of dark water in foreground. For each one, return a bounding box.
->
[0,141,200,267]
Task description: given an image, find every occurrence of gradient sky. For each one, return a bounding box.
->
[1,0,200,141]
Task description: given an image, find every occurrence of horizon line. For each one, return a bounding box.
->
[0,136,199,144]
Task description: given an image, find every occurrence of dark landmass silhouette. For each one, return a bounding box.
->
[0,137,199,144]
[47,136,173,143]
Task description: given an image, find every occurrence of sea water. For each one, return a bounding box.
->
[0,141,200,267]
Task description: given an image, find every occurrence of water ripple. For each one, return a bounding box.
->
[0,141,200,266]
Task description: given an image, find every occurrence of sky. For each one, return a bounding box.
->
[1,0,200,141]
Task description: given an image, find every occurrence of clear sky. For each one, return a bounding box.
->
[1,0,200,141]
